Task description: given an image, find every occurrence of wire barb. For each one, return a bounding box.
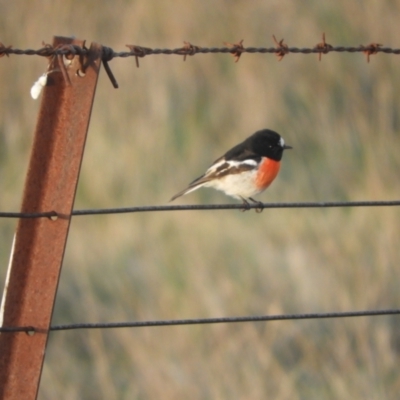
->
[0,42,12,58]
[361,42,383,62]
[223,39,245,62]
[314,32,333,61]
[126,44,153,67]
[181,41,202,61]
[272,35,289,61]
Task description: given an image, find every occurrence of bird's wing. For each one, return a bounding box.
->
[170,157,259,201]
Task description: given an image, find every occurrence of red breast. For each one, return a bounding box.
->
[255,157,281,190]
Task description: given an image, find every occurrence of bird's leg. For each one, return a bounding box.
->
[240,197,251,212]
[249,197,264,213]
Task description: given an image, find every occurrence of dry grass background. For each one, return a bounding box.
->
[1,0,400,399]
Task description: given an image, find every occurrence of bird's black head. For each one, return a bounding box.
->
[247,129,292,161]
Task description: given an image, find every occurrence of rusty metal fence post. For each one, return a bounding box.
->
[0,36,102,399]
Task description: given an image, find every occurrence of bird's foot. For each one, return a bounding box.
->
[249,197,264,213]
[240,197,251,212]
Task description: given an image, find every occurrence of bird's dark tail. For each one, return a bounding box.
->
[169,176,209,202]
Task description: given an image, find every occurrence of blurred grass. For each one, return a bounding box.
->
[1,0,400,399]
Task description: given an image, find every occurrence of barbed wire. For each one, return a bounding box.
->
[1,41,398,60]
[0,199,399,219]
[1,308,399,333]
[2,35,395,87]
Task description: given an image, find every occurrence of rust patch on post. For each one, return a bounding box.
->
[0,36,101,399]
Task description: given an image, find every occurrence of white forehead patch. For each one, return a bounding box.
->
[279,137,285,148]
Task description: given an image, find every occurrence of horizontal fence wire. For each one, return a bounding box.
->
[0,200,399,219]
[1,37,396,87]
[1,43,400,59]
[1,309,399,333]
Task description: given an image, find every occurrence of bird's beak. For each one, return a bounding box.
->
[284,144,293,150]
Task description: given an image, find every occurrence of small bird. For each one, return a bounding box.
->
[170,129,292,210]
